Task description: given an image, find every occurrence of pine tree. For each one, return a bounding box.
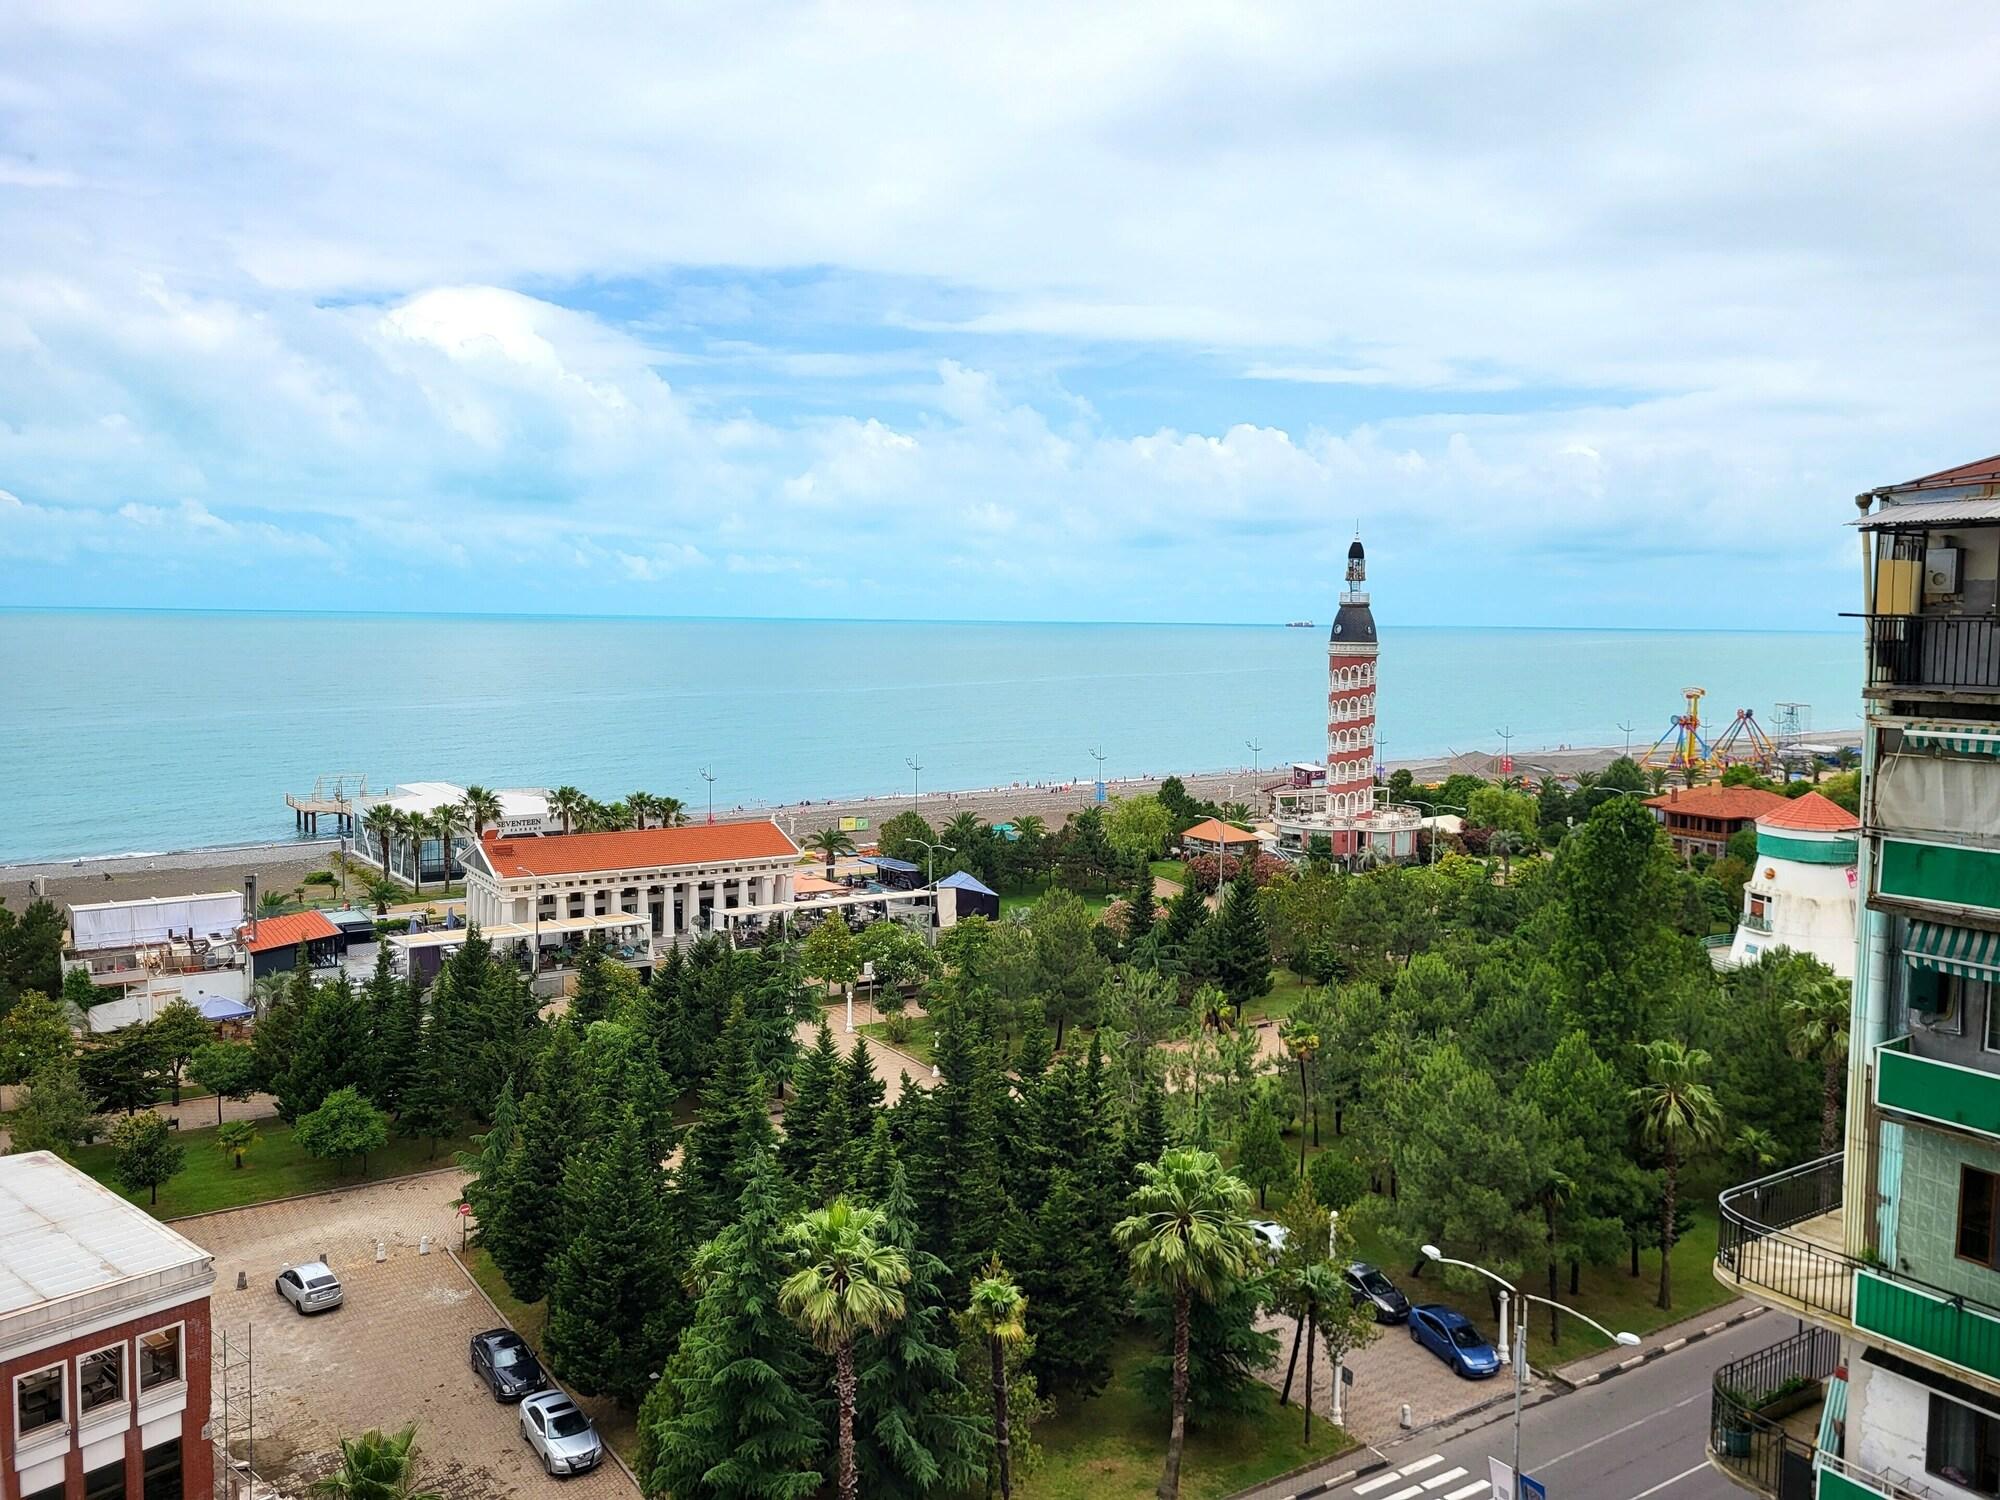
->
[1234,1092,1293,1209]
[371,959,424,1116]
[1212,864,1274,1017]
[1008,1167,1119,1399]
[679,996,776,1237]
[359,942,403,1100]
[1127,874,1157,941]
[842,1038,887,1144]
[1134,1274,1278,1423]
[277,975,368,1120]
[854,1115,899,1206]
[570,931,613,1025]
[908,995,1010,1286]
[488,1023,583,1303]
[1120,1072,1170,1193]
[546,1107,677,1408]
[459,1075,517,1245]
[643,1148,823,1500]
[811,1050,858,1206]
[394,1011,458,1158]
[782,1021,842,1191]
[856,1163,986,1498]
[1013,1003,1052,1087]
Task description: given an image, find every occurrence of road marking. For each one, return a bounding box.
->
[1382,1488,1424,1500]
[1443,1485,1489,1500]
[1629,1462,1712,1499]
[1354,1471,1409,1495]
[1399,1456,1445,1476]
[1536,1390,1706,1471]
[1421,1468,1468,1489]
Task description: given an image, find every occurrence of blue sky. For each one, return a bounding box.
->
[2,1,1998,627]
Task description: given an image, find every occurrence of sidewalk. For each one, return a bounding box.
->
[1554,1297,1764,1386]
[0,1089,280,1151]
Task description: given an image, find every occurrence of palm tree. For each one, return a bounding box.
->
[363,803,400,876]
[549,786,586,836]
[1281,1017,1321,1173]
[216,1120,260,1169]
[1631,1039,1724,1310]
[395,811,424,894]
[311,1424,444,1500]
[1784,972,1850,1153]
[460,785,502,839]
[966,1258,1028,1499]
[808,827,857,875]
[655,795,688,827]
[943,811,985,854]
[365,878,401,916]
[1291,1261,1345,1442]
[627,791,657,829]
[257,888,290,917]
[779,1199,910,1500]
[430,804,467,886]
[1113,1149,1258,1500]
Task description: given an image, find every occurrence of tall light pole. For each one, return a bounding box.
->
[1246,740,1262,775]
[1409,799,1466,864]
[1616,720,1636,759]
[1089,745,1107,789]
[1495,725,1515,777]
[905,756,923,812]
[911,840,954,947]
[698,767,716,825]
[1420,1245,1636,1497]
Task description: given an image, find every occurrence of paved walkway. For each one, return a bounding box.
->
[0,1090,281,1151]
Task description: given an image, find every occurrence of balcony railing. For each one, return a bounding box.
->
[1863,613,2000,693]
[1743,912,1775,933]
[1814,1452,1930,1500]
[1717,1152,1854,1321]
[1708,1325,1838,1498]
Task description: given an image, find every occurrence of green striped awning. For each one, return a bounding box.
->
[1905,721,2000,755]
[1905,919,2000,979]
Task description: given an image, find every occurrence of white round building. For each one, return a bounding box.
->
[1727,790,1860,977]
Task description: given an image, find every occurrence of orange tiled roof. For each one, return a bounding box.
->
[1642,785,1791,821]
[481,821,799,878]
[1758,791,1860,832]
[244,909,340,954]
[1182,817,1260,845]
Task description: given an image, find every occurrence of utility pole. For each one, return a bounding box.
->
[905,756,923,812]
[1616,720,1635,759]
[698,767,716,825]
[1494,725,1514,776]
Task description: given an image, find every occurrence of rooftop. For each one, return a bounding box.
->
[1895,453,2000,492]
[477,820,799,878]
[0,1152,212,1316]
[244,908,341,954]
[1181,817,1260,845]
[1758,791,1861,833]
[1643,785,1791,820]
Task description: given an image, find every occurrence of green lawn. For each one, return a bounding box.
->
[1333,1191,1731,1368]
[71,1116,475,1219]
[1149,859,1187,887]
[861,1016,937,1068]
[1024,1337,1348,1499]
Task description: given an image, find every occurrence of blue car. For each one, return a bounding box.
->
[1408,1304,1502,1379]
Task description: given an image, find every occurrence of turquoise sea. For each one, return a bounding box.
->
[0,611,1863,864]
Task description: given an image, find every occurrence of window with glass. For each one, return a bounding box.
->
[84,1459,127,1500]
[25,1484,67,1500]
[141,1438,181,1500]
[16,1365,64,1437]
[139,1325,181,1390]
[1930,1393,2000,1494]
[1961,1167,2000,1269]
[79,1345,125,1415]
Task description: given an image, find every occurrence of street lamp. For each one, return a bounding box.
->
[911,840,955,947]
[1246,740,1262,775]
[1089,745,1107,790]
[1420,1246,1637,1498]
[698,767,716,825]
[905,756,923,811]
[1407,800,1467,864]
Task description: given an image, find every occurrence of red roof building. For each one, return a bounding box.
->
[474,821,798,879]
[1643,784,1792,860]
[243,908,346,979]
[1756,790,1861,833]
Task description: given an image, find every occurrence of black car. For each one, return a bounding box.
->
[1344,1261,1410,1323]
[469,1328,547,1403]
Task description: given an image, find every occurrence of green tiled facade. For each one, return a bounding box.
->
[1890,1124,2000,1306]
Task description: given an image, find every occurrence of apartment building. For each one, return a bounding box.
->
[1710,454,2000,1500]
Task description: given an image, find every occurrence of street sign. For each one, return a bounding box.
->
[1523,1478,1546,1500]
[1487,1459,1545,1500]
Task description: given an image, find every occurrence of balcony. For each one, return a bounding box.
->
[1719,1153,2000,1389]
[1814,1454,1929,1499]
[1875,1034,2000,1138]
[1743,912,1775,933]
[1707,1325,1838,1498]
[1864,613,2000,696]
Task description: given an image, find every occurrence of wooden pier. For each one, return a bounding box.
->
[284,773,370,837]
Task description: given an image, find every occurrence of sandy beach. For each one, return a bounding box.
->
[0,729,1860,912]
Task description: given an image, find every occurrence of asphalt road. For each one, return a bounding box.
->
[1245,1313,1788,1500]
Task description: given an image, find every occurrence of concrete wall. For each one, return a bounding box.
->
[1893,1124,2000,1304]
[1847,1355,1988,1499]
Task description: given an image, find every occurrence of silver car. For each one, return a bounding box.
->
[520,1390,602,1477]
[275,1261,344,1314]
[1247,1219,1289,1262]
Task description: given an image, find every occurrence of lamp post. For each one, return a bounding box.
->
[904,756,923,812]
[911,840,954,946]
[1089,745,1107,793]
[1408,800,1467,863]
[698,767,716,825]
[1246,740,1262,775]
[1420,1245,1637,1498]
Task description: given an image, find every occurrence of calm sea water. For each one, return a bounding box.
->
[0,611,1863,863]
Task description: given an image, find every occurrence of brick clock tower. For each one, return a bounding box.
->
[1325,536,1379,846]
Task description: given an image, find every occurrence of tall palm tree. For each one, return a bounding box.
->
[365,878,401,916]
[394,810,424,894]
[363,804,400,876]
[966,1258,1028,1500]
[460,785,502,839]
[1631,1039,1724,1310]
[655,795,688,827]
[312,1425,443,1500]
[808,827,857,875]
[779,1199,910,1500]
[1291,1261,1345,1442]
[1113,1149,1258,1500]
[1281,1016,1321,1172]
[1783,972,1850,1153]
[627,791,657,829]
[548,786,586,836]
[430,804,467,886]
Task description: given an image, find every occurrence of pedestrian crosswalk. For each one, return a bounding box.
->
[1342,1452,1488,1500]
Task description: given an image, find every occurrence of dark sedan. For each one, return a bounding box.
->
[469,1328,547,1402]
[1343,1261,1410,1323]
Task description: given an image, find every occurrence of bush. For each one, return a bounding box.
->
[1183,851,1287,895]
[303,871,337,887]
[1308,1150,1368,1213]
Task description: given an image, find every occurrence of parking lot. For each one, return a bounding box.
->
[177,1170,638,1499]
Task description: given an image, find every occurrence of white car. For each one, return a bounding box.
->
[275,1261,344,1314]
[1247,1219,1289,1261]
[520,1390,603,1478]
